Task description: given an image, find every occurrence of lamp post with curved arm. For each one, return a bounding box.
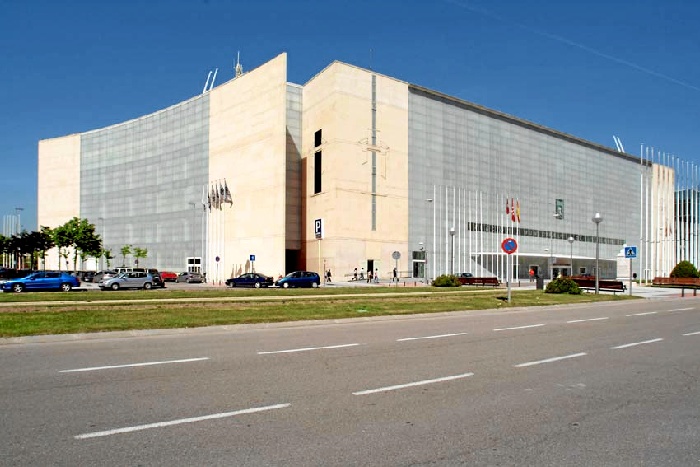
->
[568,236,574,276]
[592,213,603,294]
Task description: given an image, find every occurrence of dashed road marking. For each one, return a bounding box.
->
[611,338,663,349]
[626,312,657,317]
[60,357,210,373]
[682,331,700,336]
[567,317,609,323]
[353,372,474,395]
[257,343,360,355]
[493,324,545,332]
[397,332,468,341]
[75,403,290,439]
[514,352,587,368]
[669,307,694,312]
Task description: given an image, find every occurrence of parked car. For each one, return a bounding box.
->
[160,271,178,282]
[93,270,117,283]
[1,271,80,293]
[176,272,204,283]
[99,272,154,290]
[275,271,321,288]
[226,273,274,288]
[80,271,96,283]
[147,268,165,288]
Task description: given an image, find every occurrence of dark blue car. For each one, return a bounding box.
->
[275,271,321,288]
[226,273,274,288]
[1,271,80,293]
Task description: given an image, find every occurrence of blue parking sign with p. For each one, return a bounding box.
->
[624,246,637,259]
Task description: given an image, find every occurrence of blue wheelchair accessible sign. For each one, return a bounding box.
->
[624,246,637,259]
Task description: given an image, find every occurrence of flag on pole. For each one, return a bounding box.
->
[510,198,516,222]
[516,199,521,223]
[219,182,225,210]
[223,180,233,206]
[505,198,510,215]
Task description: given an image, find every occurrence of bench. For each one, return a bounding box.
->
[572,278,626,293]
[460,277,501,287]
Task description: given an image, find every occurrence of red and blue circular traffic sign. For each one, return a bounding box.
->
[501,237,518,255]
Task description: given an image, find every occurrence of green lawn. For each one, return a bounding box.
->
[0,287,635,338]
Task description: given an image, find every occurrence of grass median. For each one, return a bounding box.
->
[0,287,635,338]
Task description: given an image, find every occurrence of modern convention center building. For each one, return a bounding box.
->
[38,53,693,283]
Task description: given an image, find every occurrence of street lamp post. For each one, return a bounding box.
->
[449,227,456,275]
[592,213,603,294]
[568,236,574,277]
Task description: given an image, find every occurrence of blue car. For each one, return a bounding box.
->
[226,273,274,288]
[1,271,80,293]
[275,271,321,288]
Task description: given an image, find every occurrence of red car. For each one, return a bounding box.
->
[160,271,178,282]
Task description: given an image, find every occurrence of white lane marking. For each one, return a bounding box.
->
[682,331,700,336]
[611,338,664,349]
[669,307,694,312]
[257,343,360,355]
[567,317,609,323]
[625,311,658,317]
[514,352,587,368]
[493,324,545,332]
[60,357,209,373]
[75,403,290,439]
[397,332,468,341]
[353,372,474,395]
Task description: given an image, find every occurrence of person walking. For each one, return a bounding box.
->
[366,269,372,283]
[353,267,358,281]
[393,267,398,283]
[327,269,332,283]
[360,267,365,281]
[528,268,534,282]
[374,268,379,283]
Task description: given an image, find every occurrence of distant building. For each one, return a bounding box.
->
[38,53,693,280]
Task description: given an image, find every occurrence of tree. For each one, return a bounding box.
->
[22,227,55,270]
[670,260,699,278]
[52,218,102,271]
[102,248,114,268]
[120,245,132,267]
[133,247,148,268]
[52,224,73,271]
[0,234,9,267]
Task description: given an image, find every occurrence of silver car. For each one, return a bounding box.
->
[99,272,154,291]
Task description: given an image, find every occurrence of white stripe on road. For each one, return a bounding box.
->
[257,343,360,355]
[625,311,657,317]
[397,332,468,341]
[669,307,694,312]
[611,338,663,349]
[353,373,474,395]
[514,352,587,368]
[682,331,700,336]
[567,317,609,323]
[493,324,545,332]
[60,357,210,373]
[75,403,290,439]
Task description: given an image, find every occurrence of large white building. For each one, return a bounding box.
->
[38,53,692,282]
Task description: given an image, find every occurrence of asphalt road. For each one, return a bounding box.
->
[1,298,699,466]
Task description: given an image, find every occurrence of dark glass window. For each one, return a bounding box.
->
[314,151,322,194]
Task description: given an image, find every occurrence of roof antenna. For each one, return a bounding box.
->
[613,135,625,153]
[235,51,243,78]
[202,71,212,94]
[209,68,218,91]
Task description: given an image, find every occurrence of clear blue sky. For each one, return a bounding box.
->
[2,0,699,232]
